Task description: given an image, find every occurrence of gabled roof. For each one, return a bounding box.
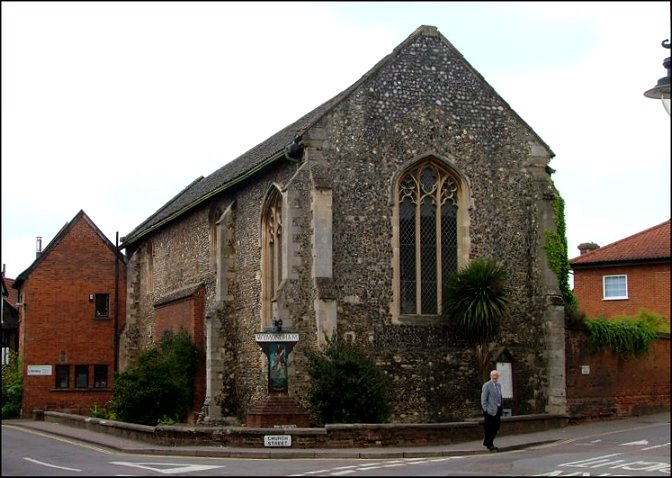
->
[2,276,18,308]
[569,219,671,268]
[121,25,555,248]
[13,210,126,289]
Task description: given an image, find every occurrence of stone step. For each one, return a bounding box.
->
[246,394,311,428]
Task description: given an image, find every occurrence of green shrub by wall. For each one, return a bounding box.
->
[304,334,390,426]
[108,329,198,426]
[1,351,23,419]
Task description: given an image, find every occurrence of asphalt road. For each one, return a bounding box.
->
[2,412,669,476]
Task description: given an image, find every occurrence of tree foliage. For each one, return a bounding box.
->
[304,334,390,426]
[108,329,199,426]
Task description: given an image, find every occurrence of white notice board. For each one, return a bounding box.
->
[496,362,513,399]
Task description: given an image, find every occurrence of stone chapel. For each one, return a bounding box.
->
[119,25,567,424]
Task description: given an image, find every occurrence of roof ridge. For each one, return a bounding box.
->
[570,219,670,264]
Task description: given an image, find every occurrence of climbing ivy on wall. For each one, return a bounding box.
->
[584,314,658,361]
[543,178,578,312]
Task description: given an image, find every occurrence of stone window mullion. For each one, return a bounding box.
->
[396,159,460,318]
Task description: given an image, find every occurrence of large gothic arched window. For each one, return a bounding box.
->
[397,160,460,316]
[261,186,283,328]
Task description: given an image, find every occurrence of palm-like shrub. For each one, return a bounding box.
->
[443,258,510,380]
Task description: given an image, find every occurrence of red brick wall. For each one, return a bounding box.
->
[573,263,670,320]
[18,216,126,417]
[154,286,205,422]
[566,330,670,418]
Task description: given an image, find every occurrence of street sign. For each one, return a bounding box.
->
[264,434,292,447]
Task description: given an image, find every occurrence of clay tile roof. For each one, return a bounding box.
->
[570,219,671,267]
[2,277,18,308]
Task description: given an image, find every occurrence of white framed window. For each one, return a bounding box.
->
[603,275,628,300]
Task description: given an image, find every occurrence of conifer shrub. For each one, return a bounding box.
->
[304,334,390,426]
[108,329,198,426]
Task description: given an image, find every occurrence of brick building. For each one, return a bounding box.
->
[2,274,20,364]
[13,210,126,417]
[570,219,671,321]
[120,25,566,424]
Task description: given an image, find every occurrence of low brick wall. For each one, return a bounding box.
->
[566,331,670,419]
[40,411,568,448]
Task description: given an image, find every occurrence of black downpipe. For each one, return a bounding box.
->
[114,232,119,373]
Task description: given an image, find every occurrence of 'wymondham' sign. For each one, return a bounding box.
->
[254,333,299,342]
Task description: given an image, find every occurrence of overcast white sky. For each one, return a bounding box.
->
[2,1,670,280]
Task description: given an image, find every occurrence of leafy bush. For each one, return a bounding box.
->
[108,329,198,426]
[304,334,390,426]
[1,351,23,419]
[584,312,660,360]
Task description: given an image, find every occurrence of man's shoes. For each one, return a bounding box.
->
[487,446,499,452]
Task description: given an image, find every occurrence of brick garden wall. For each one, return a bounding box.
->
[565,329,670,419]
[154,286,206,422]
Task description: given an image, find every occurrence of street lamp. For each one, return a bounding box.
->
[644,39,671,115]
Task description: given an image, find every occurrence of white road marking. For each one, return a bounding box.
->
[559,453,623,467]
[621,440,649,446]
[24,457,82,472]
[5,424,113,454]
[109,461,224,474]
[534,471,590,476]
[642,442,670,450]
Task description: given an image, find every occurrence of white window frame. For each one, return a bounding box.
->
[603,274,628,300]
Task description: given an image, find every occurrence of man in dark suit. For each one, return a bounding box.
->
[481,369,503,451]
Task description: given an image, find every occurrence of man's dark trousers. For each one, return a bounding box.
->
[483,406,503,448]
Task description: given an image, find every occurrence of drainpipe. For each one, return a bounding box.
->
[114,232,119,373]
[1,264,5,327]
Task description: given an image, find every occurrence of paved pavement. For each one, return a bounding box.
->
[3,411,669,459]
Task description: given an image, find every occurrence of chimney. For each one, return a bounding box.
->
[577,242,599,255]
[36,236,43,259]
